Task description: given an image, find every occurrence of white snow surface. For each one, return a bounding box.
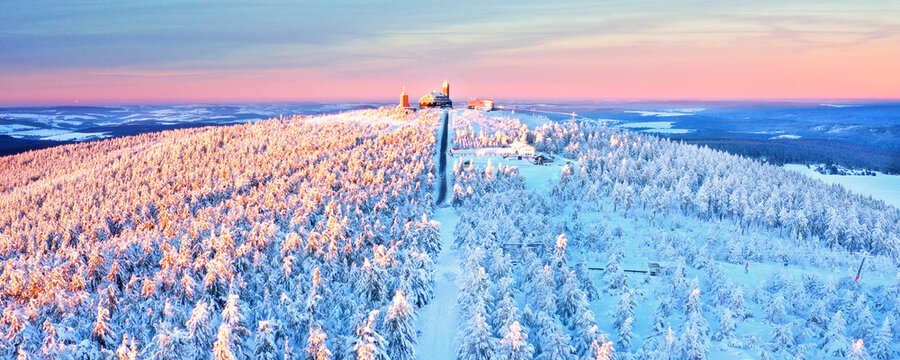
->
[615,121,693,134]
[415,205,461,360]
[784,164,900,208]
[617,121,676,129]
[9,129,73,138]
[41,132,110,141]
[7,128,111,141]
[624,110,692,117]
[0,124,35,134]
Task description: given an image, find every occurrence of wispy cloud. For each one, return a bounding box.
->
[1,0,898,103]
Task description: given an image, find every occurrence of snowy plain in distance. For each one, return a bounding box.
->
[783,164,900,208]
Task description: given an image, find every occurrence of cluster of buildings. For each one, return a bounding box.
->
[397,80,494,111]
[450,141,551,165]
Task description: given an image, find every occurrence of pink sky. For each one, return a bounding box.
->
[2,1,898,105]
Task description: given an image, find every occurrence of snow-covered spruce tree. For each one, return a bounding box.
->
[213,324,236,360]
[519,250,541,288]
[536,322,575,360]
[729,287,752,320]
[413,214,442,257]
[702,264,726,306]
[493,276,517,306]
[654,323,679,360]
[680,327,708,360]
[520,305,538,343]
[785,280,811,317]
[671,263,691,308]
[497,321,534,360]
[531,265,557,316]
[574,260,600,301]
[683,288,709,337]
[587,335,615,360]
[185,300,215,351]
[254,320,279,360]
[352,310,387,360]
[550,234,570,285]
[869,317,893,360]
[384,291,416,360]
[768,324,794,356]
[116,334,138,360]
[618,316,634,354]
[490,248,513,283]
[712,308,738,347]
[573,324,603,359]
[847,339,868,360]
[854,305,876,341]
[764,296,787,325]
[224,294,250,353]
[306,326,332,360]
[615,289,636,334]
[491,292,519,336]
[822,311,849,358]
[404,249,435,309]
[875,273,900,313]
[713,280,735,310]
[643,301,669,352]
[459,266,495,318]
[805,300,829,336]
[602,249,627,294]
[356,258,388,306]
[92,303,114,349]
[558,272,589,326]
[146,327,190,360]
[458,313,498,360]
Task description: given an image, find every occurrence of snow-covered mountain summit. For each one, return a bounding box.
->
[0,108,897,360]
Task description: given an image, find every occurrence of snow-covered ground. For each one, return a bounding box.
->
[6,128,113,141]
[415,205,461,360]
[0,124,34,134]
[784,164,900,208]
[41,131,110,141]
[417,110,460,360]
[623,110,692,117]
[770,134,801,139]
[616,121,693,134]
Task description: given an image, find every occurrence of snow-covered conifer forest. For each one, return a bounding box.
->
[0,108,898,360]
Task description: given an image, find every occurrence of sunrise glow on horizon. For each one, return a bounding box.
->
[2,1,899,105]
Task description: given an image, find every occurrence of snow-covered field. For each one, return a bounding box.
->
[623,110,692,117]
[616,121,693,134]
[784,164,900,208]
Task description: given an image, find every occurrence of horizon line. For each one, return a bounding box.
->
[3,97,900,108]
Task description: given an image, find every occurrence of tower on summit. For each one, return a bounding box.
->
[419,80,453,108]
[398,87,415,112]
[400,87,409,108]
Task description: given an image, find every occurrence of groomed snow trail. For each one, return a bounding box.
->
[417,110,460,359]
[415,205,460,359]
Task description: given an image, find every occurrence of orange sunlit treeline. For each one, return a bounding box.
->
[0,108,441,359]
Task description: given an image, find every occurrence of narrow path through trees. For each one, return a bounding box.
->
[435,110,450,205]
[417,110,461,359]
[415,206,461,359]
